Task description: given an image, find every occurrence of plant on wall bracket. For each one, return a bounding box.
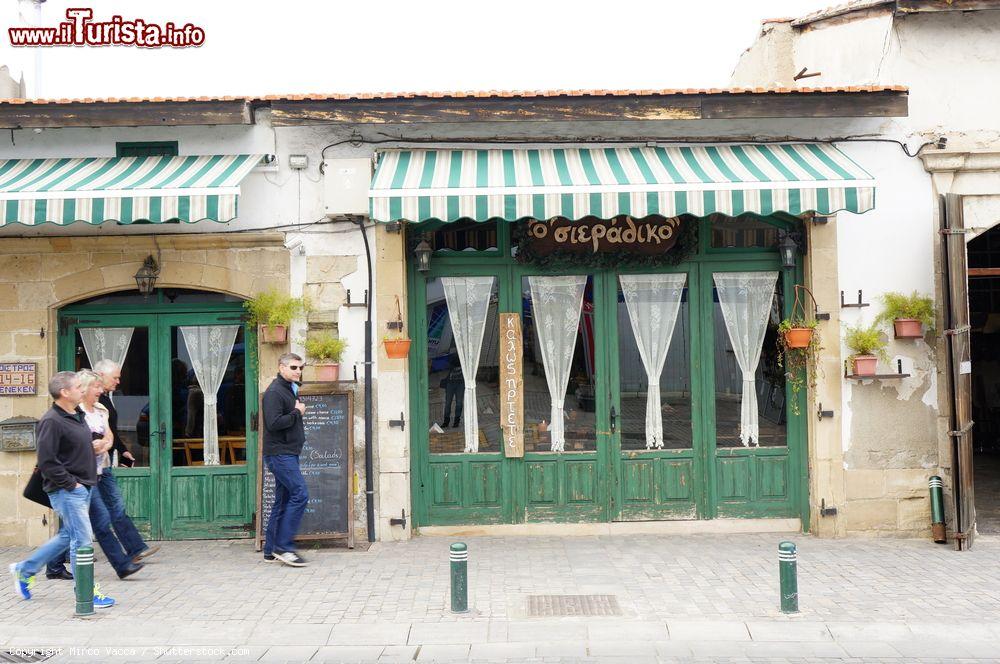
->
[777,284,822,416]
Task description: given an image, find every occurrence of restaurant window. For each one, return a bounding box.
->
[710,213,780,249]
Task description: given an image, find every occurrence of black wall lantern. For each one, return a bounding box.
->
[414,239,432,273]
[777,230,799,270]
[134,255,160,296]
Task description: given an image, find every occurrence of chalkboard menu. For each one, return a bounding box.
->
[255,385,354,549]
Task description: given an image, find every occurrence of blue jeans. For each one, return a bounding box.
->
[47,473,139,576]
[263,454,308,555]
[18,485,93,578]
[96,471,147,559]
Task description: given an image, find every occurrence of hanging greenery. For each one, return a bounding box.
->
[512,216,699,270]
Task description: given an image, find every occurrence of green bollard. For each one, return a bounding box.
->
[778,541,798,614]
[450,542,468,613]
[74,546,94,617]
[929,476,947,543]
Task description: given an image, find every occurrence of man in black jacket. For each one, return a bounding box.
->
[9,372,115,608]
[262,353,308,567]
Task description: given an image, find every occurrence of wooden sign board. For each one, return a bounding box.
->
[0,363,36,396]
[256,384,354,550]
[499,313,524,458]
[525,216,682,256]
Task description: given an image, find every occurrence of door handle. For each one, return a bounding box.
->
[609,405,617,434]
[155,423,166,450]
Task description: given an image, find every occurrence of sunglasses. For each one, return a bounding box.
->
[287,364,304,370]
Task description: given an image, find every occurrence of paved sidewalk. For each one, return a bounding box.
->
[0,532,999,662]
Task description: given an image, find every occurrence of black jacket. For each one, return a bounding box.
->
[36,404,98,493]
[262,375,305,456]
[99,392,133,467]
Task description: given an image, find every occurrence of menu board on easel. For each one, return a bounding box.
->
[255,385,354,550]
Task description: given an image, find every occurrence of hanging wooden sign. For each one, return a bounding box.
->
[499,313,524,458]
[525,216,682,256]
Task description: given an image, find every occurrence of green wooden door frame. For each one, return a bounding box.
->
[58,298,259,540]
[406,215,810,531]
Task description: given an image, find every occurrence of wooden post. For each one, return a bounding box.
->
[499,313,524,458]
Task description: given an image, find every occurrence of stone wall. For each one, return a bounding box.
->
[0,232,289,546]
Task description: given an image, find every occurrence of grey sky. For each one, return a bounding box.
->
[3,0,835,98]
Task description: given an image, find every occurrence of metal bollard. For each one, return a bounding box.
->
[778,541,798,614]
[929,475,947,543]
[74,546,94,617]
[450,542,468,613]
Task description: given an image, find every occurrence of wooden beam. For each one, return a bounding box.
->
[897,0,1000,13]
[0,100,253,129]
[270,92,908,126]
[967,268,1000,277]
[270,96,704,125]
[702,91,907,119]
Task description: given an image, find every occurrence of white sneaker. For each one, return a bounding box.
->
[274,551,308,567]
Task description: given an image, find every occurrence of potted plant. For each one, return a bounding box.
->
[875,291,935,339]
[304,333,347,382]
[844,322,890,377]
[383,296,411,359]
[777,318,821,415]
[244,289,310,344]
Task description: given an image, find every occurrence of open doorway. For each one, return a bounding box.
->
[968,227,1000,534]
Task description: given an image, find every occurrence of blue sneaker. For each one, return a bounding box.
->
[9,563,34,600]
[93,583,115,609]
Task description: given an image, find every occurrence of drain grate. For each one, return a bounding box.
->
[526,594,622,617]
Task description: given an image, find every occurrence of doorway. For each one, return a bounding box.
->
[409,215,807,527]
[58,289,258,540]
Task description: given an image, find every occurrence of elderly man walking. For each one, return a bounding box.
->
[262,353,309,567]
[10,372,115,608]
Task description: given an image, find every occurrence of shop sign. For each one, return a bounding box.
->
[524,216,682,257]
[499,313,524,458]
[0,363,36,396]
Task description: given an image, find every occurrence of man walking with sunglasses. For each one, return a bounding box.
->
[261,353,309,567]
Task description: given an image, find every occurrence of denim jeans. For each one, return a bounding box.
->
[18,485,93,578]
[96,471,147,559]
[443,380,464,423]
[46,473,137,576]
[263,454,308,555]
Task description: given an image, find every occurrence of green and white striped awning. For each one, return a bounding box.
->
[369,144,875,223]
[0,154,263,225]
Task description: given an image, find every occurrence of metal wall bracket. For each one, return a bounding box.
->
[386,320,404,332]
[385,221,403,234]
[820,499,838,517]
[389,413,406,431]
[841,290,870,308]
[815,311,831,321]
[345,289,369,308]
[817,404,834,420]
[389,509,408,528]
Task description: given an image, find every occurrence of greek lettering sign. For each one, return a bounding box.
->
[499,313,524,458]
[0,363,36,396]
[525,216,682,256]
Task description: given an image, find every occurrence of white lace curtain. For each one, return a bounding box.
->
[619,273,687,449]
[179,325,240,465]
[528,275,586,452]
[712,271,778,447]
[79,327,134,369]
[441,276,495,453]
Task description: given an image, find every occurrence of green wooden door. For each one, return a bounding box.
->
[58,300,257,540]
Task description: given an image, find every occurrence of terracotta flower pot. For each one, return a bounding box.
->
[852,355,878,376]
[783,327,814,349]
[260,325,288,344]
[893,318,923,339]
[384,339,411,359]
[314,363,340,382]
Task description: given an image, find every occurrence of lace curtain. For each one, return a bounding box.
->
[179,325,240,465]
[441,276,495,453]
[712,271,778,447]
[619,273,687,449]
[79,327,134,369]
[528,275,586,452]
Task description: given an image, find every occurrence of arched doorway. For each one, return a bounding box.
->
[58,288,259,540]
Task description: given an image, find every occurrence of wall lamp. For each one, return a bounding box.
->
[134,255,160,297]
[414,239,433,273]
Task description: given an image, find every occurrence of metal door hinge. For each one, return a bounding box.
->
[939,228,971,235]
[947,421,974,437]
[944,325,971,336]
